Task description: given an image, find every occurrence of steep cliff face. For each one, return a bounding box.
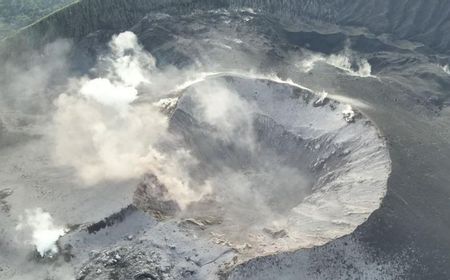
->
[2,0,450,55]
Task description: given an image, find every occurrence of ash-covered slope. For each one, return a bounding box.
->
[3,0,450,55]
[231,0,450,53]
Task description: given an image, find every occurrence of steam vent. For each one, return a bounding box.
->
[2,1,450,280]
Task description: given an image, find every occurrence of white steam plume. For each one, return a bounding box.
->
[185,80,255,144]
[52,31,211,208]
[440,64,450,75]
[50,31,309,220]
[298,49,373,78]
[16,208,66,257]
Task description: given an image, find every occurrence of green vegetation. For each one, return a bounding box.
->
[0,0,76,39]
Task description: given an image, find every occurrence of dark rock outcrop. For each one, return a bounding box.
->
[133,174,181,218]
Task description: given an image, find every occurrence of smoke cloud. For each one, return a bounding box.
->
[50,31,316,244]
[0,39,71,135]
[298,49,373,77]
[16,208,66,257]
[440,64,450,75]
[51,32,213,208]
[183,79,255,144]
